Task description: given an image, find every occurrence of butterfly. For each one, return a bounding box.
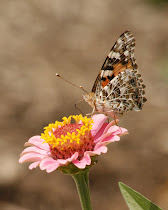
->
[83,31,147,118]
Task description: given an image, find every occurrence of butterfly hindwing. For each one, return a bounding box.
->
[102,69,146,114]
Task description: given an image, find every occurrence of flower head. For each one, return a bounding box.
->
[19,114,128,173]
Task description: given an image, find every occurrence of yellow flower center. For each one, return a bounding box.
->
[41,115,94,160]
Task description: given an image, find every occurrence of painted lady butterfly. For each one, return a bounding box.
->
[83,31,147,117]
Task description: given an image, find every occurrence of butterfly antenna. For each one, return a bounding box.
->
[56,73,88,93]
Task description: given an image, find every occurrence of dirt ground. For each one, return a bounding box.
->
[0,0,168,210]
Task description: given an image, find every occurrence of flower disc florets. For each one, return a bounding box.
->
[41,115,94,160]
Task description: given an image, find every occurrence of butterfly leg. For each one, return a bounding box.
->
[106,110,119,126]
[75,99,85,116]
[86,113,93,116]
[113,113,118,126]
[113,112,124,133]
[86,106,96,117]
[104,113,110,123]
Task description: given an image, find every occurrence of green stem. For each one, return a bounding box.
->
[72,171,92,210]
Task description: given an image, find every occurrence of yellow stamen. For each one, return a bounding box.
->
[41,115,93,148]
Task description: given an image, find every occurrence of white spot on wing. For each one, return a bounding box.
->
[115,52,120,59]
[108,51,120,59]
[104,86,108,91]
[117,38,123,45]
[124,50,129,57]
[100,71,104,77]
[104,70,110,77]
[108,51,113,58]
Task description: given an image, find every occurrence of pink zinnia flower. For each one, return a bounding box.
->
[19,114,128,173]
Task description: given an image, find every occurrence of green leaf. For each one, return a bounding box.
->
[119,182,162,210]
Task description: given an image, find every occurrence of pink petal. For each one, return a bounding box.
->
[20,146,51,157]
[92,145,108,155]
[25,136,50,150]
[40,157,60,172]
[29,161,40,170]
[100,135,120,145]
[103,120,118,134]
[91,114,108,137]
[84,153,91,165]
[105,126,128,137]
[19,153,47,163]
[98,131,119,144]
[73,154,91,169]
[93,123,108,143]
[46,165,59,173]
[85,145,108,156]
[106,125,120,134]
[114,127,128,136]
[98,126,128,144]
[57,152,78,164]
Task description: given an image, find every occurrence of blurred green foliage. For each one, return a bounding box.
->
[147,0,168,6]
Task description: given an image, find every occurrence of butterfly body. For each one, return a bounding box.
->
[83,31,147,117]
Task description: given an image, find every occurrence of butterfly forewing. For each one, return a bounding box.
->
[91,31,147,116]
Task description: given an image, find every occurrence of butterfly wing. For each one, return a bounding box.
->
[92,31,147,114]
[102,68,147,114]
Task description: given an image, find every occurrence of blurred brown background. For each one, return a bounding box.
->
[1,0,168,209]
